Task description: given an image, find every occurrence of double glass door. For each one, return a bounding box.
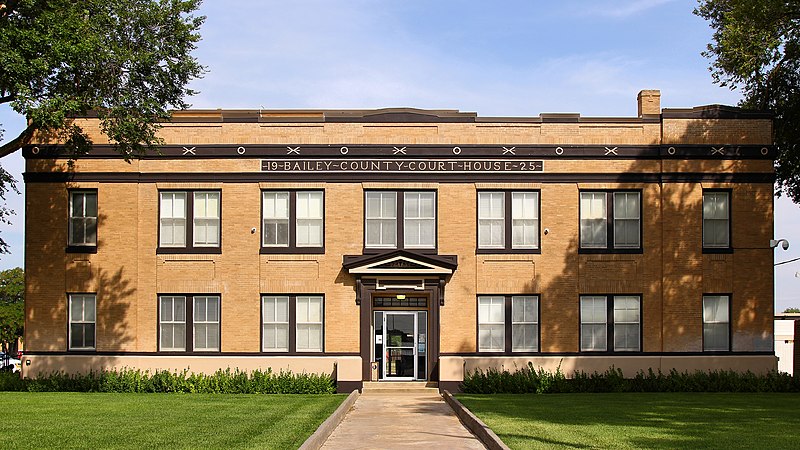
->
[374,311,427,380]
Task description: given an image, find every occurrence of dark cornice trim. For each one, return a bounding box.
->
[23,351,360,357]
[22,144,777,160]
[440,351,775,357]
[23,171,776,184]
[343,249,458,271]
[662,105,773,119]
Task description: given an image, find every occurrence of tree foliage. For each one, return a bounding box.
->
[695,0,800,201]
[0,267,23,350]
[0,0,205,254]
[783,307,800,313]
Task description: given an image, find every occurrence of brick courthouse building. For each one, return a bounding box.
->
[22,90,777,392]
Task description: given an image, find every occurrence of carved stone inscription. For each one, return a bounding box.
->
[261,158,544,173]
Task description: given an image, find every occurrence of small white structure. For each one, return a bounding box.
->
[774,313,800,375]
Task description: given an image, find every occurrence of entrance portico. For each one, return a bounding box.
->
[343,250,457,382]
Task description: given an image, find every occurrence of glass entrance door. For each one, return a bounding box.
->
[383,312,416,379]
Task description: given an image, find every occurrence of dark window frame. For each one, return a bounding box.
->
[578,190,643,254]
[476,294,541,355]
[260,189,325,255]
[702,189,733,254]
[363,190,438,253]
[67,292,97,352]
[67,189,98,253]
[156,294,222,354]
[702,293,732,352]
[476,190,542,254]
[157,190,223,255]
[260,293,326,355]
[579,294,643,353]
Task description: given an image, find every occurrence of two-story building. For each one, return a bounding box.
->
[22,90,776,392]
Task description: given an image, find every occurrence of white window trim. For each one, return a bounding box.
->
[612,192,641,249]
[68,191,98,247]
[612,295,641,352]
[478,296,505,352]
[193,296,220,352]
[702,192,730,249]
[262,296,290,352]
[580,296,608,352]
[511,192,539,250]
[295,191,324,248]
[478,192,506,249]
[159,295,187,352]
[262,191,290,248]
[295,296,323,352]
[192,192,221,248]
[365,192,398,248]
[68,294,96,350]
[511,295,539,352]
[703,295,730,351]
[403,191,436,249]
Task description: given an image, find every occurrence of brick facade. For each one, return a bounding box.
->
[22,91,777,389]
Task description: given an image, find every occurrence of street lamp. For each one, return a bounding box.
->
[771,239,790,250]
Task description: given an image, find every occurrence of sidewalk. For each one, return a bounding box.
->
[320,391,486,449]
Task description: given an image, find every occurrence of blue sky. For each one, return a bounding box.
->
[1,0,798,309]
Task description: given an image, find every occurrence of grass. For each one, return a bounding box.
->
[0,392,345,449]
[457,392,800,449]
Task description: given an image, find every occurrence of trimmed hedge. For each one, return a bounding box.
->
[461,362,800,394]
[0,368,336,394]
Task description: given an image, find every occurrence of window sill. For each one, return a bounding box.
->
[702,247,734,254]
[157,247,222,255]
[260,247,325,255]
[477,248,541,255]
[578,248,643,255]
[66,245,97,254]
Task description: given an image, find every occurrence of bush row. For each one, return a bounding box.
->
[461,362,800,394]
[0,368,336,394]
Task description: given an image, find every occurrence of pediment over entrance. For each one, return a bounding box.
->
[343,250,457,275]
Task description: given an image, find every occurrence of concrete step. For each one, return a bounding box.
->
[361,381,440,395]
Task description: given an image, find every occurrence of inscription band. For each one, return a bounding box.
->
[260,158,544,173]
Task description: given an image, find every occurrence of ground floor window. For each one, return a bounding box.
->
[69,294,96,350]
[159,295,220,352]
[703,295,730,351]
[262,295,324,353]
[580,295,641,352]
[478,295,539,353]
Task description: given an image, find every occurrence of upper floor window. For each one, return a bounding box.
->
[703,191,730,250]
[69,191,97,249]
[159,191,221,253]
[365,191,436,250]
[477,191,539,252]
[579,191,641,252]
[262,191,324,253]
[69,294,96,351]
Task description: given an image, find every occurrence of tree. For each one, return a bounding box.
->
[695,0,800,201]
[0,267,23,352]
[783,307,800,313]
[0,0,205,252]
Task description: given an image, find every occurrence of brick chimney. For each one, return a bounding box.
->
[637,90,661,117]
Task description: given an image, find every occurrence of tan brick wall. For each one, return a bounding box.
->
[24,105,775,378]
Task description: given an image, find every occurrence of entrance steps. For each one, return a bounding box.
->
[361,381,440,395]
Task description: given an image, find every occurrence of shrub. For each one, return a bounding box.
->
[461,362,800,394]
[0,368,336,394]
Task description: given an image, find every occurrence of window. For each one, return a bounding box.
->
[365,191,436,250]
[478,191,540,252]
[511,296,539,352]
[478,295,540,353]
[478,296,505,352]
[703,295,730,351]
[159,191,221,253]
[262,191,324,253]
[580,295,641,352]
[262,295,324,353]
[69,191,97,249]
[69,294,96,350]
[158,295,220,352]
[296,296,323,352]
[579,191,641,251]
[703,191,730,249]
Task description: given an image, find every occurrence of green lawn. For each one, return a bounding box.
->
[0,392,345,449]
[457,393,800,449]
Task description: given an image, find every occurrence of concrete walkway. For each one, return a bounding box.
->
[320,392,486,450]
